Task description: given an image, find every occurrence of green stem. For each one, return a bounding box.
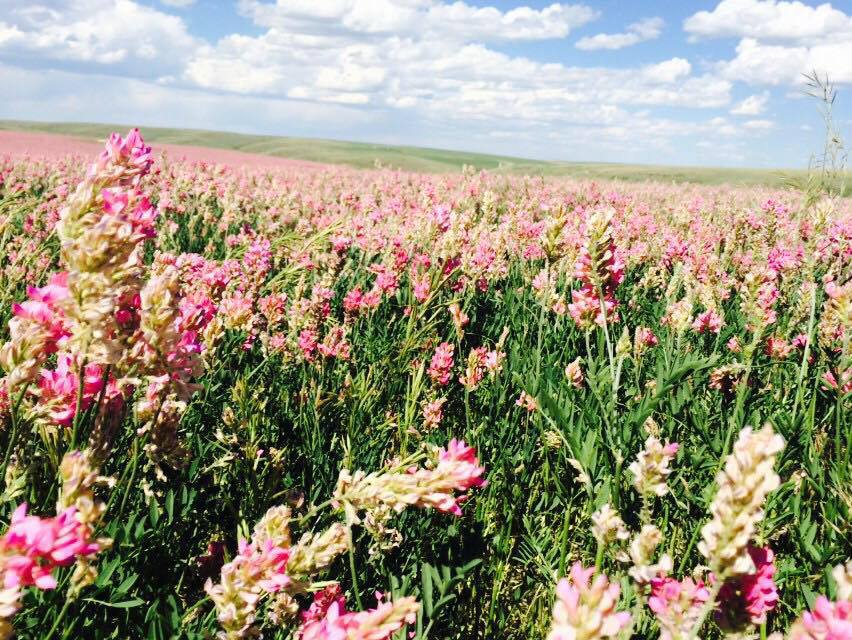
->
[43,597,74,640]
[348,529,364,610]
[69,357,89,450]
[2,383,30,478]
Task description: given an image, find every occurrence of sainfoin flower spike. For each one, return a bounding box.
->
[297,585,419,640]
[629,436,679,498]
[648,576,711,640]
[698,424,784,579]
[334,439,486,521]
[547,562,630,640]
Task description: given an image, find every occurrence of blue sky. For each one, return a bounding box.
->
[1,0,851,168]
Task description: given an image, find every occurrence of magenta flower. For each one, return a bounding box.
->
[1,504,100,591]
[297,585,419,640]
[692,310,724,334]
[37,354,109,428]
[716,546,779,629]
[427,342,454,386]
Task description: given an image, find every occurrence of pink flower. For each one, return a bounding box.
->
[516,390,538,412]
[727,336,742,353]
[649,576,710,640]
[437,439,487,494]
[422,397,446,431]
[343,288,365,315]
[548,563,630,640]
[428,342,454,386]
[716,546,779,629]
[89,128,153,185]
[789,597,852,640]
[1,504,100,591]
[564,358,584,388]
[412,277,431,303]
[37,354,110,428]
[635,327,658,348]
[10,272,70,353]
[692,310,724,334]
[765,336,793,359]
[568,285,618,329]
[298,586,419,640]
[298,329,319,361]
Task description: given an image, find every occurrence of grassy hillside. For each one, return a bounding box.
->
[0,119,819,187]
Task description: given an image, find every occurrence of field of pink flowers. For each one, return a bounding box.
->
[0,130,849,639]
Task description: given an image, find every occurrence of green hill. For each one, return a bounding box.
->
[0,119,819,187]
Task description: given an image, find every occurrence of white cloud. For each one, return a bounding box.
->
[684,0,852,44]
[717,37,852,85]
[743,118,775,129]
[161,0,196,7]
[0,0,198,78]
[731,91,770,115]
[685,1,852,86]
[575,17,663,50]
[1,0,792,165]
[641,57,692,83]
[239,0,599,41]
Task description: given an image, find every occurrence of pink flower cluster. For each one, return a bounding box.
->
[297,585,418,640]
[548,563,630,640]
[692,309,724,335]
[716,546,780,629]
[568,213,624,330]
[1,504,100,591]
[89,128,152,185]
[459,346,504,390]
[37,354,115,428]
[427,342,454,386]
[789,597,852,640]
[648,576,711,640]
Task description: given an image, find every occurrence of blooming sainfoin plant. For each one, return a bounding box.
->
[205,439,485,638]
[1,128,851,639]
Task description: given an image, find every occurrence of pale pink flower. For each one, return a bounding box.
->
[648,576,711,640]
[789,597,852,640]
[516,390,538,412]
[422,397,446,431]
[565,358,584,388]
[548,563,630,640]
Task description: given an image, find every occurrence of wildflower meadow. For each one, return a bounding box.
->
[0,129,849,640]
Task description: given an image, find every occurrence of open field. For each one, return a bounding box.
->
[0,119,826,187]
[0,128,849,640]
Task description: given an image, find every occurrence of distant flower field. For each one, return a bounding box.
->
[0,130,849,639]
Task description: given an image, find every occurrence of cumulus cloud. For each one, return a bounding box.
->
[575,17,664,51]
[1,0,790,164]
[238,0,600,41]
[685,0,852,85]
[717,37,852,85]
[0,0,198,78]
[743,118,775,129]
[731,91,770,115]
[684,0,852,44]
